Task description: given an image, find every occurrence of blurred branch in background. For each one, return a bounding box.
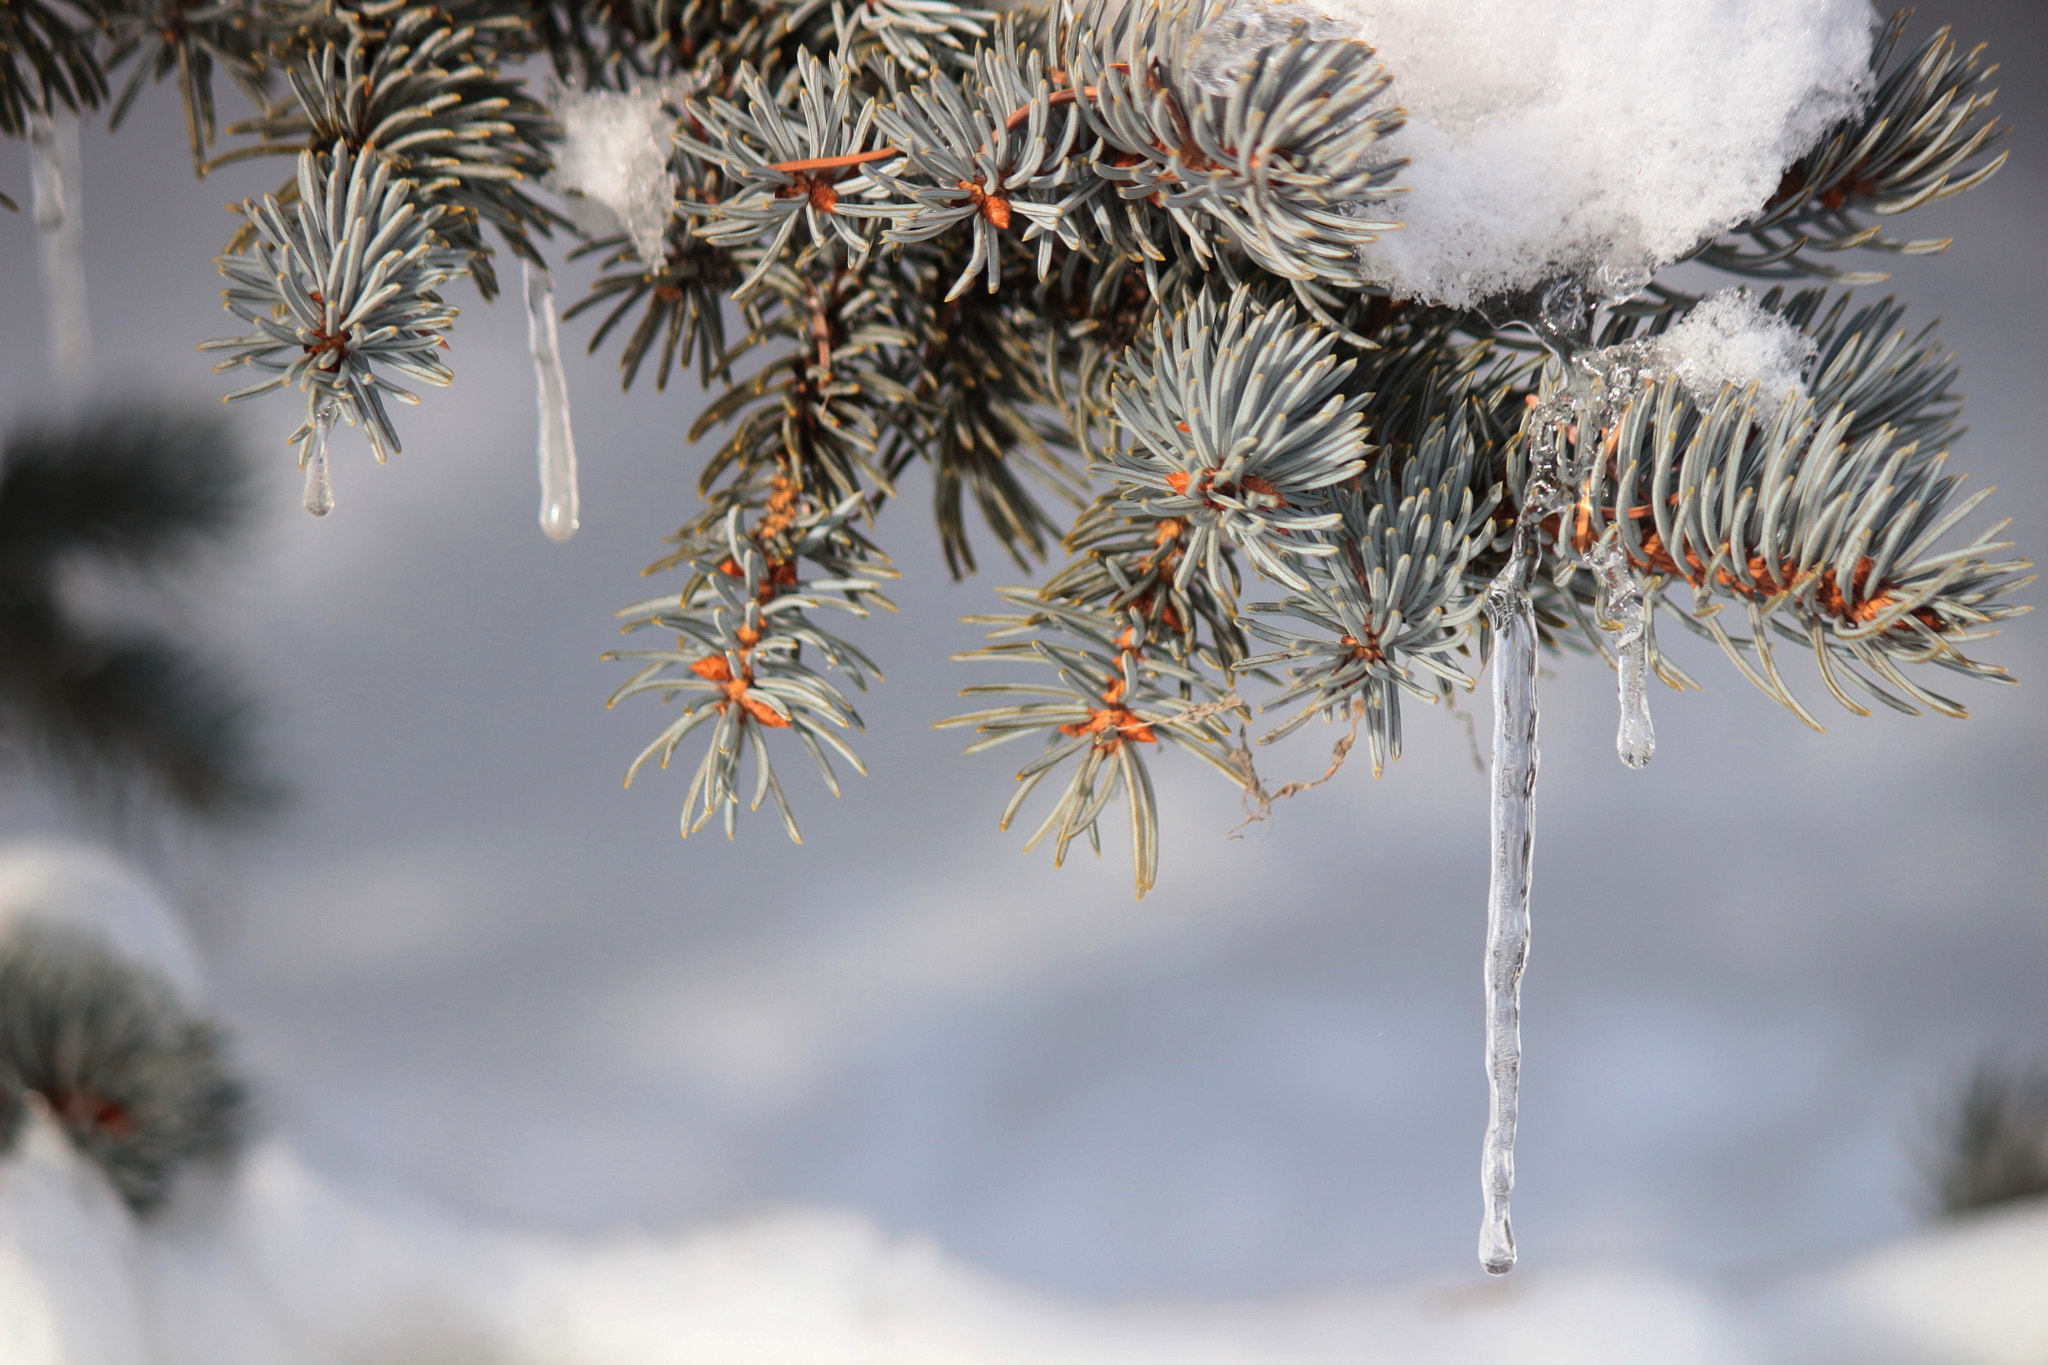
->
[0,406,278,827]
[1934,1062,2048,1218]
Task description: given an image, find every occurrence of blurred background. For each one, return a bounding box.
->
[0,0,2041,1304]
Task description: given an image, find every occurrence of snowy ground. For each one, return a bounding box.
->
[7,1065,2048,1365]
[4,843,2046,1365]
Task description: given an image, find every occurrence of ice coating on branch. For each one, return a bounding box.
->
[1523,344,1663,770]
[1653,288,1818,418]
[546,81,689,267]
[1192,0,1355,91]
[27,111,92,388]
[523,262,580,542]
[1281,0,1878,306]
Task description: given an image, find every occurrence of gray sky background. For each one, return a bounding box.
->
[1,0,2044,1302]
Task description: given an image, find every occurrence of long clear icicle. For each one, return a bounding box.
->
[1478,513,1543,1276]
[1471,322,1582,1275]
[524,261,580,542]
[1473,288,1673,1273]
[301,401,339,517]
[28,110,91,388]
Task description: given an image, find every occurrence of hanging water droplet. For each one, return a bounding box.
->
[302,402,338,517]
[524,262,580,543]
[27,110,91,389]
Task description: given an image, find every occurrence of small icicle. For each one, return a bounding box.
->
[27,110,92,388]
[524,261,580,542]
[1587,533,1655,768]
[1478,513,1543,1276]
[301,402,338,517]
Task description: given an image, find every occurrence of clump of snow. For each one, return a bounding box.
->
[1653,289,1817,416]
[546,82,690,267]
[1267,0,1878,307]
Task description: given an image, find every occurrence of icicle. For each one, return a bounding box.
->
[1472,287,1665,1274]
[301,402,338,517]
[1587,533,1655,767]
[524,261,580,543]
[1532,338,1661,774]
[1571,347,1658,771]
[1472,309,1584,1276]
[27,110,91,388]
[1478,511,1543,1276]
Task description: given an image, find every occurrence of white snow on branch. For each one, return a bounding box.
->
[546,82,690,267]
[1268,0,1878,306]
[1653,289,1817,417]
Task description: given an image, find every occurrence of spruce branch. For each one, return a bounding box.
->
[1059,0,1404,287]
[564,227,742,390]
[203,140,466,465]
[1107,285,1368,593]
[0,407,276,823]
[1239,415,1499,772]
[34,0,2013,867]
[681,47,894,295]
[0,0,106,137]
[218,5,559,298]
[884,247,1087,576]
[842,0,994,75]
[939,590,1240,895]
[0,923,246,1214]
[1699,14,2006,284]
[609,510,881,841]
[100,0,272,172]
[1934,1063,2048,1218]
[1556,364,2029,725]
[865,19,1087,298]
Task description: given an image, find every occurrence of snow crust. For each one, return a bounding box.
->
[1653,289,1817,415]
[6,1124,2037,1365]
[546,83,689,267]
[1261,0,1879,306]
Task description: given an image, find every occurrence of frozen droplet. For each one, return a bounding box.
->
[1587,533,1655,768]
[524,262,580,543]
[27,111,91,388]
[302,402,338,517]
[1478,515,1543,1276]
[1534,277,1590,352]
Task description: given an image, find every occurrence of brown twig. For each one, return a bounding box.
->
[1227,695,1366,835]
[767,148,900,173]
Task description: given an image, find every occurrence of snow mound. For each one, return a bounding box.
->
[1654,290,1816,416]
[547,83,690,267]
[1286,0,1879,306]
[0,840,207,1005]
